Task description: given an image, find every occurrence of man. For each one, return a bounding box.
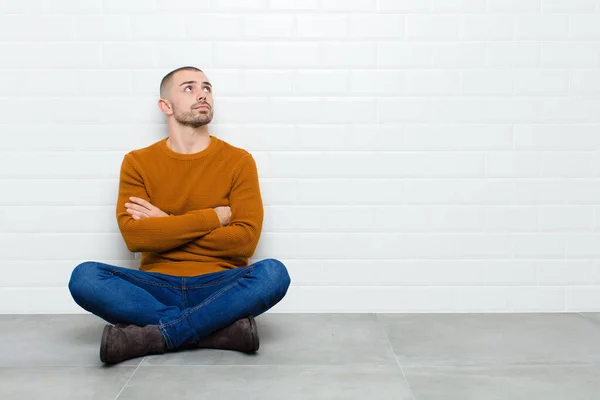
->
[68,66,291,365]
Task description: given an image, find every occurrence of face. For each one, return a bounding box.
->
[162,70,214,128]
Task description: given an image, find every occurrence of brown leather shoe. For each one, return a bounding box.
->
[100,324,168,364]
[179,315,259,353]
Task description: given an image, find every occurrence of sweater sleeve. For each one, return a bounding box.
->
[116,153,222,253]
[175,153,264,261]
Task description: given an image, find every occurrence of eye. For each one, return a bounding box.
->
[203,86,211,93]
[184,86,192,92]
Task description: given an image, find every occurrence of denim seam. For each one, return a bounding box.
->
[182,277,188,309]
[161,281,240,330]
[159,323,173,349]
[111,270,177,288]
[159,265,256,347]
[185,267,249,289]
[161,265,255,330]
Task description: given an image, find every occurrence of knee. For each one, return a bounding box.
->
[261,258,291,293]
[68,261,98,300]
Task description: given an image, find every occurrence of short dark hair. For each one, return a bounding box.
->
[160,66,203,99]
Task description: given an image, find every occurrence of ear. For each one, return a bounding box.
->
[157,98,173,116]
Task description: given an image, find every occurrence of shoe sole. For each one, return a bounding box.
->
[248,315,259,353]
[100,325,112,364]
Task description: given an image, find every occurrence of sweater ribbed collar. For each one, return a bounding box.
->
[159,135,219,160]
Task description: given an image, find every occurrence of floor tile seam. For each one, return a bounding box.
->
[5,362,599,369]
[577,312,600,327]
[136,363,410,368]
[0,364,142,369]
[400,361,600,368]
[375,313,418,400]
[114,358,144,400]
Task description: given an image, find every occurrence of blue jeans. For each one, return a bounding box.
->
[68,258,291,350]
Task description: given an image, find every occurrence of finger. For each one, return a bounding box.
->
[131,197,153,210]
[126,204,151,214]
[127,209,148,219]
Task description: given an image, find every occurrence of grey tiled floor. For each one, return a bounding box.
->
[1,313,600,399]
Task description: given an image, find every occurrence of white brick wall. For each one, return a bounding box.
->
[1,0,600,313]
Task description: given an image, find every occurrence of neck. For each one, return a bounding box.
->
[166,125,211,155]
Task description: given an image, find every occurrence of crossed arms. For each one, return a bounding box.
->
[116,153,264,259]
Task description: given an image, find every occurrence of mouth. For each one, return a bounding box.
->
[194,105,210,110]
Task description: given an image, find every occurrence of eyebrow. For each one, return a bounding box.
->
[179,80,212,88]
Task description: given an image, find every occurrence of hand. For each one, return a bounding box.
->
[125,197,169,220]
[213,206,231,227]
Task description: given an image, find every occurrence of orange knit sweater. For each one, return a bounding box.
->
[116,134,264,277]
